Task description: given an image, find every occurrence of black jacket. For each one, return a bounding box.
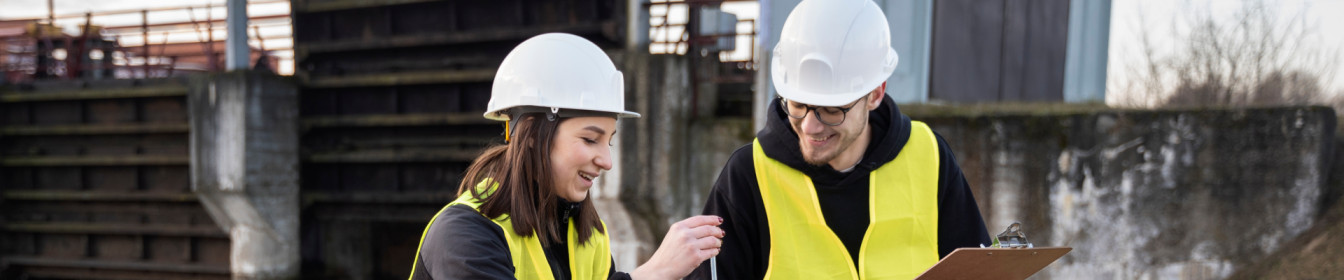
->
[410,202,632,280]
[688,96,991,279]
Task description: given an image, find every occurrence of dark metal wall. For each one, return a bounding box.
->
[0,79,230,280]
[291,0,626,279]
[929,0,1071,103]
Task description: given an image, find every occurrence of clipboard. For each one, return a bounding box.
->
[914,247,1071,280]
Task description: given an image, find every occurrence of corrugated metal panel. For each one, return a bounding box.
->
[1,78,230,280]
[929,0,1070,103]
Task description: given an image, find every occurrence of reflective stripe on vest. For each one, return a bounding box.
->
[408,181,612,280]
[755,121,940,280]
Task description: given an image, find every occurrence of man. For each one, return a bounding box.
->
[689,0,990,279]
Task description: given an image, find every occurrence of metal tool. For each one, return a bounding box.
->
[711,256,718,280]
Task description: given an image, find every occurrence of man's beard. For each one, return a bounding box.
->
[801,130,860,166]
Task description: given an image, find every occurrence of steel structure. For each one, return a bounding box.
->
[0,0,290,83]
[1,78,229,280]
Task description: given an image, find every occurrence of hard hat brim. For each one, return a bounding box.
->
[484,106,641,121]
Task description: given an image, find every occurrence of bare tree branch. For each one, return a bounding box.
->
[1123,0,1337,109]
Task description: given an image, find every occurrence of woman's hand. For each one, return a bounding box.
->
[630,215,725,280]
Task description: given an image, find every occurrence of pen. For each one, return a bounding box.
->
[711,256,717,280]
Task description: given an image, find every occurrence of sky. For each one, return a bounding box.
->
[1106,0,1344,105]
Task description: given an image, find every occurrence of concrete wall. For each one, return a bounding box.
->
[905,105,1337,279]
[1224,118,1344,279]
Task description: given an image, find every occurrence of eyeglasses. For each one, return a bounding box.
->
[780,97,865,126]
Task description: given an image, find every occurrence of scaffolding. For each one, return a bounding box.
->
[0,0,292,83]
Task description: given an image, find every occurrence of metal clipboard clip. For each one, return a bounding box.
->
[985,222,1033,249]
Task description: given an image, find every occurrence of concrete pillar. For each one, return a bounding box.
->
[226,0,250,70]
[189,71,300,280]
[754,0,801,132]
[1063,0,1111,103]
[627,0,650,51]
[878,0,934,104]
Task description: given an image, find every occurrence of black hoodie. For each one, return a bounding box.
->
[688,96,991,279]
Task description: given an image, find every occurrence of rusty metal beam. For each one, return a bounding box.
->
[3,191,198,202]
[0,86,187,103]
[21,269,229,280]
[23,0,287,20]
[5,256,230,275]
[295,0,444,13]
[303,135,498,153]
[18,78,180,91]
[303,68,494,88]
[1,155,190,166]
[301,113,494,129]
[167,51,283,67]
[306,204,442,222]
[4,223,227,237]
[116,33,292,48]
[305,148,479,163]
[119,41,226,57]
[0,123,190,136]
[302,191,455,205]
[8,203,206,216]
[298,23,606,55]
[310,210,441,222]
[299,55,493,75]
[101,14,291,33]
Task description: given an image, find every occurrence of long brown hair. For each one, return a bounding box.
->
[457,113,606,246]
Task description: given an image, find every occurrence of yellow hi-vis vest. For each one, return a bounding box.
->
[754,121,940,280]
[408,182,612,280]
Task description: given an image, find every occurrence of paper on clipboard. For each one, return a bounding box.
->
[914,247,1071,280]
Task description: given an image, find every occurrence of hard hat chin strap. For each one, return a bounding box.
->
[504,119,512,143]
[503,107,559,143]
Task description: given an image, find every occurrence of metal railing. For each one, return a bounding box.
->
[1,0,292,82]
[647,0,758,66]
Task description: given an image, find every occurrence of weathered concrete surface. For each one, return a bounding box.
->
[1226,117,1344,279]
[1227,196,1344,279]
[189,71,300,280]
[594,53,755,272]
[905,104,1337,279]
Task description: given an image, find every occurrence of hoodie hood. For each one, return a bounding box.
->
[757,94,911,188]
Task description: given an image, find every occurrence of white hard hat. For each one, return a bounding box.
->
[485,33,640,121]
[770,0,899,107]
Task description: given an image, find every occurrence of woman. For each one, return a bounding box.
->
[408,33,724,280]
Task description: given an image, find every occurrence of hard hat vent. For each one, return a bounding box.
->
[798,58,833,95]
